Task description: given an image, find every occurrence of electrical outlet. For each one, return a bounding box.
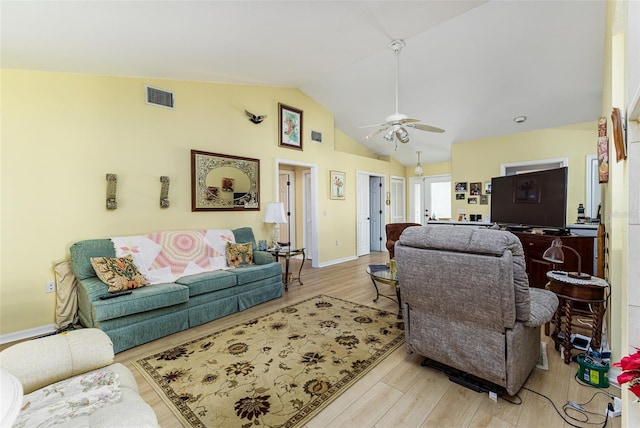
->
[336,240,341,246]
[45,280,56,293]
[609,397,622,418]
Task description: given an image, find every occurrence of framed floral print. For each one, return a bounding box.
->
[330,170,345,200]
[279,103,303,150]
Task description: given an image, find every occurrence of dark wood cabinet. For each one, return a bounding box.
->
[513,232,594,289]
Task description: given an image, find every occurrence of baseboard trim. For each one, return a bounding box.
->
[0,324,56,345]
[317,255,357,268]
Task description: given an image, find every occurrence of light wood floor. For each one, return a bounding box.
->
[111,252,620,427]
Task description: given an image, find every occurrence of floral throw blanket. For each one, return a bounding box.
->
[112,229,235,284]
[15,370,121,427]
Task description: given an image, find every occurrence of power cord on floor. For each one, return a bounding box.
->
[523,387,612,428]
[499,393,523,405]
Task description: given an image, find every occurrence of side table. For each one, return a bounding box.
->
[367,265,401,319]
[546,271,608,364]
[267,248,305,291]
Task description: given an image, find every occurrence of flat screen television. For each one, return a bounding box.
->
[490,167,568,230]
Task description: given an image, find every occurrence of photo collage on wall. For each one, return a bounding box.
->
[454,180,491,221]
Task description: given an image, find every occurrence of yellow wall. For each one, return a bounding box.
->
[0,69,405,335]
[451,122,596,223]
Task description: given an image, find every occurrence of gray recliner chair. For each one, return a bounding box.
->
[395,225,559,395]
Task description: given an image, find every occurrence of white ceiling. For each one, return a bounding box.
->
[1,1,606,166]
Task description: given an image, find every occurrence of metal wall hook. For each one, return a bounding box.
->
[160,176,170,208]
[106,173,117,210]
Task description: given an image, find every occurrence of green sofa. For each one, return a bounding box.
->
[69,227,283,353]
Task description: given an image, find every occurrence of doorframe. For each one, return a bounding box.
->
[356,170,386,256]
[275,159,319,268]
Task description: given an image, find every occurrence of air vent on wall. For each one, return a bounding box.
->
[145,85,174,109]
[311,130,322,143]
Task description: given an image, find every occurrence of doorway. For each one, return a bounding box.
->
[356,171,386,256]
[275,159,318,267]
[409,175,452,224]
[278,170,296,248]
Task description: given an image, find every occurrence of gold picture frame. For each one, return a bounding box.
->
[191,150,260,211]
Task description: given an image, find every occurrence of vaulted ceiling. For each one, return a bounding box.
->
[1,1,606,166]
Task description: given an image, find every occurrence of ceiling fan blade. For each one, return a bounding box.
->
[359,122,388,129]
[407,123,446,133]
[360,128,386,142]
[398,118,421,125]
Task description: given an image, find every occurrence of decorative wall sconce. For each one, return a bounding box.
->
[160,176,170,208]
[106,173,117,210]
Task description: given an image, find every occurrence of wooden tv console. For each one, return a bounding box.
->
[513,232,594,289]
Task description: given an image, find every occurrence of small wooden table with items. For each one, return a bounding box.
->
[546,271,608,364]
[267,248,305,291]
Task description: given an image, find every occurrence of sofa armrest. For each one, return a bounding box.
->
[0,329,114,394]
[523,288,559,328]
[253,250,273,265]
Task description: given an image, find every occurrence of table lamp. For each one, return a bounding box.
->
[542,238,591,279]
[263,202,287,249]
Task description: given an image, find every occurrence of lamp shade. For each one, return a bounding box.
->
[542,237,590,279]
[263,202,287,224]
[542,238,564,263]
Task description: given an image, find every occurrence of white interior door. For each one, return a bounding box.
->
[369,176,383,251]
[390,176,406,223]
[303,170,312,259]
[356,172,370,256]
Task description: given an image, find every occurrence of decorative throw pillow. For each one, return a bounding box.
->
[90,255,149,292]
[226,242,254,268]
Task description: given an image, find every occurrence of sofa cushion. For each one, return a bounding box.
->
[92,283,189,322]
[226,242,254,267]
[16,369,122,427]
[175,270,237,296]
[90,255,149,292]
[232,262,282,286]
[0,329,115,394]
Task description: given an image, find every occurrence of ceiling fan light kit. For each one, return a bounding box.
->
[360,40,444,146]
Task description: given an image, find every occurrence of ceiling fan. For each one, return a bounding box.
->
[361,40,444,145]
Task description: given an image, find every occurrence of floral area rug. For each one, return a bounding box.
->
[133,295,405,428]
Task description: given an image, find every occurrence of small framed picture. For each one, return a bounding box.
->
[455,182,467,192]
[455,193,465,200]
[330,170,345,200]
[480,195,488,205]
[279,103,303,150]
[484,182,492,194]
[470,182,481,195]
[222,178,234,192]
[468,197,478,204]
